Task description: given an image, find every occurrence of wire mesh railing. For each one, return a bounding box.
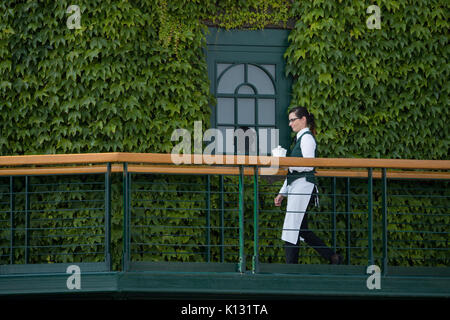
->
[384,178,449,268]
[0,153,448,276]
[124,171,243,272]
[0,168,111,274]
[254,171,449,273]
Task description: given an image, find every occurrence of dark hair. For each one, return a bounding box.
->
[289,106,316,135]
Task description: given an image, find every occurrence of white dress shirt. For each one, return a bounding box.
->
[279,127,316,196]
[289,127,316,173]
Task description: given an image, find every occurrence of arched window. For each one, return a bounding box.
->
[207,28,292,155]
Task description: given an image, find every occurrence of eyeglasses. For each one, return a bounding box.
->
[288,118,300,123]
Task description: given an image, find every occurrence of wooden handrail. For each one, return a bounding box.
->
[0,153,121,166]
[0,152,449,170]
[1,163,449,180]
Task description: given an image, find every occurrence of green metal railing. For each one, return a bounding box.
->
[0,154,449,277]
[0,168,111,274]
[123,168,244,272]
[254,169,449,274]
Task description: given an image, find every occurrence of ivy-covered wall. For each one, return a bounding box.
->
[0,1,448,269]
[2,1,447,158]
[285,0,448,159]
[0,0,209,154]
[0,0,293,155]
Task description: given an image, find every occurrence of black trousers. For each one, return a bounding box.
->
[284,196,335,264]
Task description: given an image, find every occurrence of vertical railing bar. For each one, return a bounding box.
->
[219,175,224,263]
[368,168,374,266]
[123,163,129,271]
[252,166,259,274]
[128,167,132,268]
[105,163,111,270]
[25,176,30,264]
[205,174,211,263]
[345,177,351,265]
[331,177,337,251]
[9,176,14,265]
[381,168,388,275]
[238,165,245,273]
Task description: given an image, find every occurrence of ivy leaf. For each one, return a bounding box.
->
[318,73,332,84]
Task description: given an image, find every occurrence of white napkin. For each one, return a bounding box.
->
[271,145,287,157]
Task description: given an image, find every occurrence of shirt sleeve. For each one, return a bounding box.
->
[278,178,288,196]
[289,134,316,173]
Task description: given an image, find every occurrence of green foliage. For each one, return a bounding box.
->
[129,174,241,264]
[284,0,449,159]
[0,0,211,155]
[278,0,449,267]
[208,0,294,30]
[0,0,448,270]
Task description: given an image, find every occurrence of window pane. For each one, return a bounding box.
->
[258,127,279,155]
[217,98,234,124]
[248,65,274,94]
[217,64,244,94]
[258,99,275,125]
[261,64,276,79]
[237,84,255,94]
[217,126,234,155]
[217,63,232,76]
[237,98,255,125]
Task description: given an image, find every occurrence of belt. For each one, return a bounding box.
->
[286,170,316,186]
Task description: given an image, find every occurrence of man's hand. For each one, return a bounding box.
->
[274,194,284,206]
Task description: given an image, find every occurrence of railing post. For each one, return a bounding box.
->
[9,176,14,265]
[252,166,259,274]
[238,165,245,273]
[105,163,112,270]
[219,175,224,263]
[345,177,351,265]
[123,163,130,271]
[25,176,30,264]
[368,168,374,266]
[381,168,388,275]
[205,175,211,263]
[331,177,337,251]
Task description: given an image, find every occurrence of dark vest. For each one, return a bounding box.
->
[286,131,317,186]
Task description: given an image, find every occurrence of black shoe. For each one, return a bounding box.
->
[330,253,343,265]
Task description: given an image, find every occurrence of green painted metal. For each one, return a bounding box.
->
[205,175,211,262]
[125,172,241,270]
[367,168,374,266]
[0,162,449,298]
[105,163,112,270]
[238,166,245,273]
[219,175,225,263]
[253,166,259,274]
[331,177,337,251]
[24,176,30,264]
[9,176,14,265]
[206,28,293,150]
[385,177,449,267]
[122,163,130,272]
[381,168,388,275]
[345,177,351,265]
[1,268,449,298]
[0,173,111,274]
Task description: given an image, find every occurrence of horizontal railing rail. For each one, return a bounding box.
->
[1,152,450,168]
[0,153,448,277]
